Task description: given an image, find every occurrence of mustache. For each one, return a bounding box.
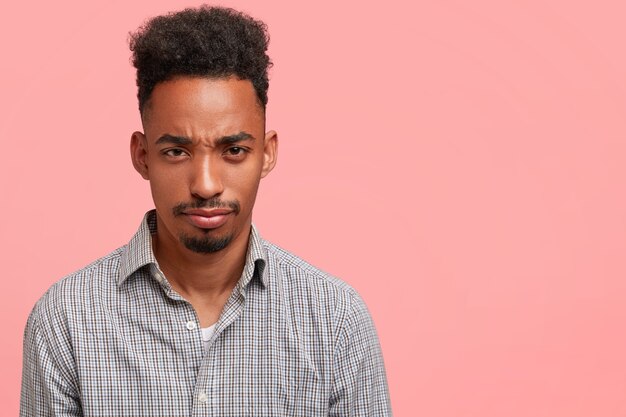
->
[172,198,241,216]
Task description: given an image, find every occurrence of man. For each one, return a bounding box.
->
[20,6,391,416]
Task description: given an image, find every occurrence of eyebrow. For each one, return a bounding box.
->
[155,134,192,146]
[155,131,255,146]
[215,131,255,146]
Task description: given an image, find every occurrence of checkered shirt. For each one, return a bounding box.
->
[20,210,392,416]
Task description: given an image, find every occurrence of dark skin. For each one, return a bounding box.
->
[130,76,278,327]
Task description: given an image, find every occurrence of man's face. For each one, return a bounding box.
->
[131,76,277,254]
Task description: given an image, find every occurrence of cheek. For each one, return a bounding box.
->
[223,164,262,203]
[148,164,189,206]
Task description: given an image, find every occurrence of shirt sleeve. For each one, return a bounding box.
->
[329,292,393,417]
[20,305,82,417]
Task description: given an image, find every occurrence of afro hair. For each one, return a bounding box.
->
[129,6,272,114]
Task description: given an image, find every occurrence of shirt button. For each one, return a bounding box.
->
[186,321,197,330]
[198,391,208,403]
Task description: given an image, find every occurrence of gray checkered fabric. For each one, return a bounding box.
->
[21,210,392,416]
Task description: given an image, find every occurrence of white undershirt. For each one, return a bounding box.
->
[201,324,217,350]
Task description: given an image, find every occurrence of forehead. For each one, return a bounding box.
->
[142,76,264,141]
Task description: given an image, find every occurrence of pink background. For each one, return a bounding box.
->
[2,0,626,415]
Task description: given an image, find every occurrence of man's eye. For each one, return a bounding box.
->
[164,149,187,157]
[226,147,246,156]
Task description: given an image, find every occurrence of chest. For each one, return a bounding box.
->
[73,285,331,416]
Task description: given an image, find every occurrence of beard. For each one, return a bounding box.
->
[179,232,233,253]
[173,197,241,254]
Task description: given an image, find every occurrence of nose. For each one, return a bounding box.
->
[189,154,224,200]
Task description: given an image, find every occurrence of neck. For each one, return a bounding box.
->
[152,218,251,300]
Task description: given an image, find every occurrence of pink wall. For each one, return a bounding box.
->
[2,1,626,415]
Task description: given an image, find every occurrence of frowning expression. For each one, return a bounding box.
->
[131,76,277,254]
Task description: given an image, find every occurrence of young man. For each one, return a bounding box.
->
[20,6,391,416]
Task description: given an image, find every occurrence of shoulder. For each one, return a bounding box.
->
[27,247,125,329]
[261,239,371,331]
[263,239,360,295]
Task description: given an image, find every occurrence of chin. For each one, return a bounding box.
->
[179,232,234,254]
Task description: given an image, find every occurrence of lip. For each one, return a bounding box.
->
[183,208,233,217]
[182,208,233,229]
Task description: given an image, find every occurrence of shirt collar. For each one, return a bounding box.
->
[118,210,268,288]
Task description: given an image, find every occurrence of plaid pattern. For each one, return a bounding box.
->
[21,210,392,416]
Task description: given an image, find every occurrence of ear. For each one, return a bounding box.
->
[260,130,278,178]
[130,131,150,180]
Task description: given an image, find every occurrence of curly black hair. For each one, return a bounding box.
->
[129,6,271,114]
